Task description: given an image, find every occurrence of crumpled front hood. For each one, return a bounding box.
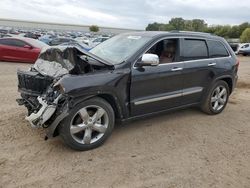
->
[33,46,114,78]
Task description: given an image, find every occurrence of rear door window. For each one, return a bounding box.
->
[181,39,208,61]
[207,40,229,58]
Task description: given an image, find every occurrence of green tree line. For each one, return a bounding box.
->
[146,18,250,42]
[89,25,99,32]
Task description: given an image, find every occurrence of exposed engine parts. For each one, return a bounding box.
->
[25,95,62,128]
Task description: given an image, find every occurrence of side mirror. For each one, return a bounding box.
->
[137,53,159,67]
[23,45,32,49]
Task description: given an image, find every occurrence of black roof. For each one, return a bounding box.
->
[122,31,221,40]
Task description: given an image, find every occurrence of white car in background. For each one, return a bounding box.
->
[75,37,90,45]
[236,43,250,56]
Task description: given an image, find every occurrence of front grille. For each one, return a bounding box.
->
[17,70,53,96]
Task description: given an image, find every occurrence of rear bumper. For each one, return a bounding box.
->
[238,50,250,55]
[232,75,238,92]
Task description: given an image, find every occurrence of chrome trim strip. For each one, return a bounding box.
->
[138,55,231,68]
[158,61,184,66]
[171,67,183,71]
[182,88,203,96]
[134,88,203,105]
[134,93,182,105]
[181,55,231,64]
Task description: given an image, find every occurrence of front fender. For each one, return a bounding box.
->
[58,69,130,118]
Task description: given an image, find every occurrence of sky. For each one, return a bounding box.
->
[0,0,250,29]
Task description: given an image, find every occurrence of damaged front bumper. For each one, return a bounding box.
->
[20,93,69,139]
[25,95,62,128]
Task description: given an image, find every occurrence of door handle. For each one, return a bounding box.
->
[171,67,183,72]
[208,62,216,66]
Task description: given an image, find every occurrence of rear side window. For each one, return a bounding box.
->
[0,39,26,47]
[207,40,229,58]
[181,39,208,60]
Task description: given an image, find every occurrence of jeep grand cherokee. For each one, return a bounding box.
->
[17,31,239,151]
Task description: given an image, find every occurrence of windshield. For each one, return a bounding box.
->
[90,34,151,65]
[25,38,49,48]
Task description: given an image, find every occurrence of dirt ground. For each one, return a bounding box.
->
[0,56,250,188]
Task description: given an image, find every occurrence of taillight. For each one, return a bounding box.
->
[236,59,240,68]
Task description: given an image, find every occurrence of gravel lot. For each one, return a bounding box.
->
[0,57,250,188]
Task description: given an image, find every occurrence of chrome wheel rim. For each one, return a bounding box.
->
[211,85,227,111]
[70,105,109,144]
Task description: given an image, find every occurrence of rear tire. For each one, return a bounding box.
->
[201,80,229,115]
[60,97,115,151]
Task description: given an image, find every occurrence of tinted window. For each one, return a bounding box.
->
[0,39,26,47]
[182,39,208,60]
[0,39,11,45]
[146,39,178,64]
[207,40,229,58]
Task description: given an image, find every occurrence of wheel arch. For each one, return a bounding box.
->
[52,93,123,137]
[69,93,124,120]
[96,94,123,120]
[50,92,126,138]
[215,76,233,94]
[220,77,233,94]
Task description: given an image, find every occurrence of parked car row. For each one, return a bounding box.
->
[0,27,113,63]
[0,37,48,63]
[59,41,92,51]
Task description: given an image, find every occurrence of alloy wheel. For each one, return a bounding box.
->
[70,105,109,144]
[210,85,228,111]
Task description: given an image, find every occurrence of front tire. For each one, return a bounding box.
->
[201,80,229,115]
[60,97,115,151]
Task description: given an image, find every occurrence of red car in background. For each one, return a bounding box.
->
[0,37,48,63]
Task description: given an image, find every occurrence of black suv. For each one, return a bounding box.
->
[17,31,239,150]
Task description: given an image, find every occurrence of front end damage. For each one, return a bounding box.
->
[25,95,61,128]
[17,81,69,139]
[17,46,113,138]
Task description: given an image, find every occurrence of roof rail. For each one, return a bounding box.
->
[169,30,180,33]
[169,30,216,36]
